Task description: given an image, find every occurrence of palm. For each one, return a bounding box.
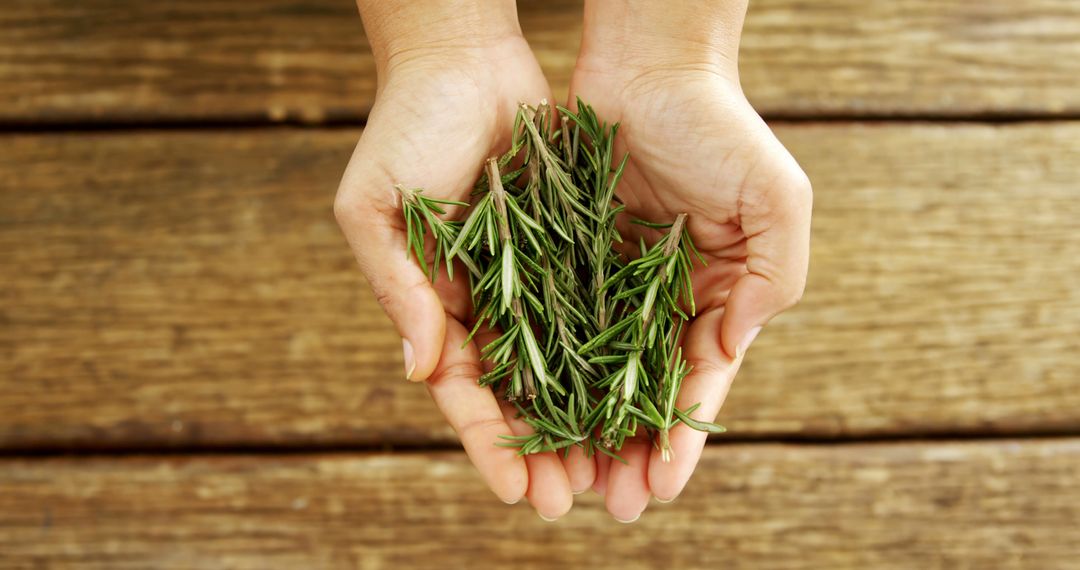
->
[358,39,549,222]
[572,71,800,312]
[569,68,811,517]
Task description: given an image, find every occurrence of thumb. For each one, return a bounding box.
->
[334,154,447,383]
[719,170,812,360]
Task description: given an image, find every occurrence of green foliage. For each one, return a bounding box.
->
[400,100,724,461]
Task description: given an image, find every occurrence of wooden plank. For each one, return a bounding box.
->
[1,123,1079,449]
[0,440,1077,569]
[740,122,1080,437]
[3,0,1080,124]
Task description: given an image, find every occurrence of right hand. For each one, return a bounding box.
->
[564,0,812,521]
[334,15,592,519]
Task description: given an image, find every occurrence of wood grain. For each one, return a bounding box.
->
[1,123,1078,449]
[1,440,1077,569]
[3,0,1080,124]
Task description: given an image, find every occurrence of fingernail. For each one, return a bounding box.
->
[614,513,641,524]
[402,339,417,380]
[572,489,586,496]
[655,496,676,504]
[736,326,762,360]
[537,512,559,522]
[501,497,520,505]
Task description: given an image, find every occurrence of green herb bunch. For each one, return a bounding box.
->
[399,100,725,462]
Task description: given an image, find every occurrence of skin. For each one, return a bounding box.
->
[335,0,811,522]
[569,0,812,521]
[335,0,578,521]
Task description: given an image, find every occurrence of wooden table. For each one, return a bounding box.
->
[2,1,1078,568]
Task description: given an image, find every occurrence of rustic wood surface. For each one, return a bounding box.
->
[3,123,1078,449]
[3,0,1078,566]
[3,0,1080,124]
[1,440,1077,569]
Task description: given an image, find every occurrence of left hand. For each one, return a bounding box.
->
[335,0,589,520]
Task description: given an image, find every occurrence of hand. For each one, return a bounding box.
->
[569,1,812,521]
[334,1,592,520]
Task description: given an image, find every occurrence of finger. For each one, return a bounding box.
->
[335,161,447,383]
[478,326,574,516]
[560,444,597,495]
[503,404,574,521]
[648,308,741,501]
[473,328,502,374]
[425,319,528,504]
[429,259,473,323]
[720,167,812,359]
[605,439,651,523]
[593,451,612,497]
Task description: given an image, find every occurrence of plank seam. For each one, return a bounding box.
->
[4,113,1080,134]
[2,430,1079,459]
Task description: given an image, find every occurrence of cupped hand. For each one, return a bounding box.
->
[569,57,812,520]
[334,35,594,518]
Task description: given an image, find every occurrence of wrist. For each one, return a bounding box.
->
[578,0,747,85]
[358,1,523,73]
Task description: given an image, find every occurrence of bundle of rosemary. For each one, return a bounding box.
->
[399,100,724,462]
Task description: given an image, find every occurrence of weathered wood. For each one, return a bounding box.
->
[0,440,1077,569]
[739,123,1080,437]
[1,123,1078,449]
[3,0,1080,124]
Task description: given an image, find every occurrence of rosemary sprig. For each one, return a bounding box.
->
[401,100,724,460]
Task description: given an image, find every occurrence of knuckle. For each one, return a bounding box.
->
[458,417,508,441]
[785,167,813,197]
[372,279,426,314]
[372,286,397,312]
[774,169,813,217]
[333,190,362,228]
[781,277,806,310]
[744,165,813,224]
[435,361,484,385]
[685,354,725,381]
[335,151,400,229]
